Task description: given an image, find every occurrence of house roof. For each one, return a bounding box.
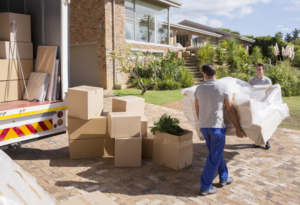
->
[170,23,223,38]
[178,20,255,43]
[154,0,182,8]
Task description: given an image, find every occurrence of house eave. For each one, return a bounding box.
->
[170,23,223,38]
[154,0,182,8]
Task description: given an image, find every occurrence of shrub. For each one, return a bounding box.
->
[215,47,226,65]
[179,67,194,88]
[197,42,215,68]
[155,78,181,90]
[250,46,263,64]
[292,50,300,68]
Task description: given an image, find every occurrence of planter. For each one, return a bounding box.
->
[153,130,193,170]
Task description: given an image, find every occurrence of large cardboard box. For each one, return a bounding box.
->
[68,86,103,120]
[108,112,141,138]
[0,60,33,81]
[0,80,27,102]
[153,130,193,170]
[141,115,148,138]
[0,13,31,43]
[0,41,33,59]
[115,135,142,167]
[60,191,118,205]
[68,115,107,140]
[142,132,154,158]
[112,96,145,115]
[69,137,114,160]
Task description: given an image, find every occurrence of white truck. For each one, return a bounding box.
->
[0,0,70,149]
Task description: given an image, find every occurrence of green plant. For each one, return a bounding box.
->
[150,113,184,135]
[250,46,263,64]
[155,78,181,90]
[215,46,226,65]
[179,67,194,88]
[197,42,215,68]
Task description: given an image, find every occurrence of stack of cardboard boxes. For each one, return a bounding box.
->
[67,86,154,168]
[0,13,33,102]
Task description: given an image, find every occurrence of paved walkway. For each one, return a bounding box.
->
[4,98,300,205]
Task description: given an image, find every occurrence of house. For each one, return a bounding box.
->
[70,0,255,90]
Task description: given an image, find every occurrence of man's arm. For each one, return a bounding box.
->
[195,98,199,119]
[224,99,246,138]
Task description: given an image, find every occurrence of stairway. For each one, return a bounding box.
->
[183,54,203,85]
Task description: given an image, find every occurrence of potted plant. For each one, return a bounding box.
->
[151,114,193,170]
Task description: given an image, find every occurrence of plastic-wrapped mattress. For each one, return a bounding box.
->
[0,150,55,205]
[181,77,290,145]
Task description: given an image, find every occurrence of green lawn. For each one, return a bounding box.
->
[113,89,184,105]
[279,96,300,130]
[114,89,300,130]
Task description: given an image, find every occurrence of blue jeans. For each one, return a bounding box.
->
[200,128,228,191]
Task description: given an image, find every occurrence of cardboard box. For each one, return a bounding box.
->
[153,130,193,170]
[0,41,33,59]
[115,135,142,167]
[142,132,154,158]
[0,59,33,81]
[0,80,27,102]
[68,86,103,120]
[108,112,141,138]
[68,115,107,140]
[0,13,31,43]
[69,138,114,160]
[112,96,145,115]
[60,191,118,205]
[141,115,148,138]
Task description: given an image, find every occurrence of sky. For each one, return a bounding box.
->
[170,0,300,38]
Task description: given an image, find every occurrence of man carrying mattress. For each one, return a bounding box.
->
[195,64,246,196]
[249,63,272,149]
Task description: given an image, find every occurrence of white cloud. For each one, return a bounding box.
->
[281,28,289,32]
[277,25,283,28]
[284,0,300,11]
[208,19,224,28]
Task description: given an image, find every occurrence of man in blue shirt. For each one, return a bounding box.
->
[249,63,272,149]
[195,64,246,196]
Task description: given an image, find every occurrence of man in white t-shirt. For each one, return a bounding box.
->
[249,63,272,149]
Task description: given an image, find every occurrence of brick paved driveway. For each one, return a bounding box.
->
[4,98,300,205]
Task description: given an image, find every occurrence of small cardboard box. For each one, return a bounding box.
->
[115,135,142,167]
[141,115,148,138]
[60,191,118,205]
[0,13,31,43]
[0,41,33,59]
[108,112,141,138]
[153,130,193,170]
[142,132,154,158]
[68,115,107,140]
[69,137,114,160]
[0,59,33,81]
[0,80,27,103]
[68,86,103,120]
[112,96,145,115]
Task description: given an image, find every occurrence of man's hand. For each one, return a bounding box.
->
[236,128,246,138]
[195,98,199,119]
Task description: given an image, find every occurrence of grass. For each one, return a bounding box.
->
[113,89,184,105]
[279,96,300,130]
[114,89,300,130]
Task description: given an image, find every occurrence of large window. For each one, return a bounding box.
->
[192,35,205,47]
[125,0,169,45]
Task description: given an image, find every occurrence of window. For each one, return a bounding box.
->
[207,37,216,45]
[177,35,188,47]
[125,0,169,45]
[192,35,205,47]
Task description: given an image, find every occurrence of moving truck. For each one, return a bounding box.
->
[0,0,70,149]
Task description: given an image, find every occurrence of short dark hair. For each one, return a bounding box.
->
[256,63,265,70]
[202,63,216,76]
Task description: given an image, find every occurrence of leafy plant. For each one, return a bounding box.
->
[215,47,226,65]
[250,46,263,64]
[179,67,194,88]
[197,42,215,68]
[150,113,184,135]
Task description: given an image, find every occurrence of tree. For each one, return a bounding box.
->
[285,33,293,42]
[242,35,254,39]
[216,28,241,35]
[292,29,300,41]
[290,39,300,46]
[110,44,158,95]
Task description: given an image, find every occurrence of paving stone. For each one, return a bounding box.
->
[3,98,300,204]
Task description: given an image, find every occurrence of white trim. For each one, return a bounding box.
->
[61,0,69,99]
[70,42,97,46]
[126,39,179,48]
[131,48,164,53]
[154,0,182,8]
[171,23,223,38]
[240,37,255,43]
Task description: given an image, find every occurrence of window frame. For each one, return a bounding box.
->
[125,0,136,40]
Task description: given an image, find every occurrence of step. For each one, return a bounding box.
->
[185,65,198,69]
[185,63,198,66]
